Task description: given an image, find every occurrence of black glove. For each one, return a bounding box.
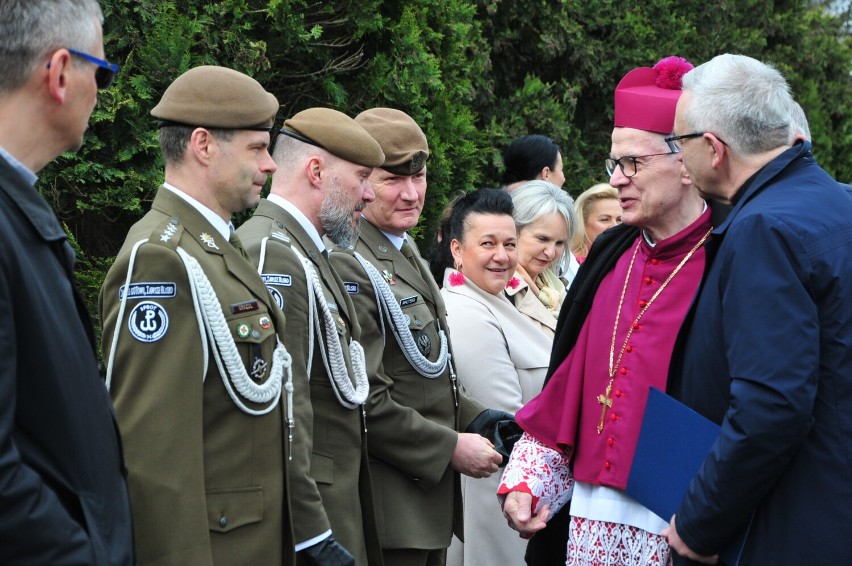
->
[298,536,355,566]
[465,408,523,466]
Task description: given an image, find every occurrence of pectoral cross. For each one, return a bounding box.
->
[596,381,614,434]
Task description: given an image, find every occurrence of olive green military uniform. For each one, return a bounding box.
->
[330,220,485,553]
[100,188,296,566]
[238,199,381,565]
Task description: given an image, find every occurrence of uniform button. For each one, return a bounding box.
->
[644,276,653,284]
[631,321,640,330]
[651,259,660,265]
[619,367,628,375]
[609,413,618,421]
[276,220,284,228]
[638,300,647,308]
[219,515,228,528]
[415,320,423,328]
[604,461,612,470]
[251,330,261,339]
[607,437,615,447]
[626,345,634,353]
[615,390,623,398]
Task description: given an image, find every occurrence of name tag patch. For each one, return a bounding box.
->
[230,300,259,314]
[128,301,169,343]
[262,274,292,287]
[344,282,359,295]
[400,296,418,307]
[119,282,176,300]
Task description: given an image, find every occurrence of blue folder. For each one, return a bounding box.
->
[626,387,749,565]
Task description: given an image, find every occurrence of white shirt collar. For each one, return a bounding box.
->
[378,228,407,251]
[162,182,231,240]
[267,193,327,254]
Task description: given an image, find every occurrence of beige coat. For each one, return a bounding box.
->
[441,269,550,566]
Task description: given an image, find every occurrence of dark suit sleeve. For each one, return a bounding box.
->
[0,258,94,564]
[331,250,458,489]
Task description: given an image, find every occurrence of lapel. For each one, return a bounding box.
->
[359,220,436,306]
[0,157,99,355]
[268,203,354,328]
[151,188,273,310]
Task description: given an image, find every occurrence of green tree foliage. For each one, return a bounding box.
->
[38,0,852,329]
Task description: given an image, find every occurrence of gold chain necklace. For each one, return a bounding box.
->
[596,228,712,434]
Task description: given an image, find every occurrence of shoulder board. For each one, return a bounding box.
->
[268,229,292,247]
[148,217,183,250]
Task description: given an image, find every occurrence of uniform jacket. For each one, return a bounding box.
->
[100,187,295,566]
[329,220,485,550]
[674,142,852,564]
[441,269,550,566]
[0,154,134,565]
[237,199,380,565]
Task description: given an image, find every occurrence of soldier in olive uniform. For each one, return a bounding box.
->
[328,108,503,566]
[100,66,296,566]
[237,108,385,565]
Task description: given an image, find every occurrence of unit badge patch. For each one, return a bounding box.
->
[267,286,284,310]
[128,301,169,343]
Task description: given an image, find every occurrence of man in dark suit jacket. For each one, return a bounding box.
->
[0,1,133,563]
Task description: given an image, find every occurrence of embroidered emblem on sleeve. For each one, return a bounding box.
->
[267,287,284,310]
[128,301,169,342]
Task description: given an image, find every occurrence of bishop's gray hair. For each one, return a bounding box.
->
[0,0,104,94]
[681,54,793,155]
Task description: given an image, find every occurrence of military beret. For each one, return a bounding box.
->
[355,108,429,175]
[151,65,279,130]
[280,107,385,168]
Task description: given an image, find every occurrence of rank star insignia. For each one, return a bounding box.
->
[200,233,220,250]
[160,223,177,242]
[382,270,396,285]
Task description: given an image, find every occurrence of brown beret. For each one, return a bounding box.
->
[355,108,429,175]
[151,65,279,129]
[281,107,385,168]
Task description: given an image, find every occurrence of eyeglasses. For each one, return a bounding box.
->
[664,131,729,151]
[605,151,679,178]
[67,49,120,89]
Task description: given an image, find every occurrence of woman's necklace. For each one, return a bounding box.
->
[595,229,712,434]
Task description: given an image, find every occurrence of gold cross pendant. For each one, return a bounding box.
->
[596,381,614,434]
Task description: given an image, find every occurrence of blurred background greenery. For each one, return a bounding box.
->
[46,0,852,334]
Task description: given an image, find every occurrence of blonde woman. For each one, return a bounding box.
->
[571,183,622,262]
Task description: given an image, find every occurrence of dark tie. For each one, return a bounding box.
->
[229,231,251,261]
[400,239,420,272]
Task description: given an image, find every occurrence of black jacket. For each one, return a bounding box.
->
[0,154,134,564]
